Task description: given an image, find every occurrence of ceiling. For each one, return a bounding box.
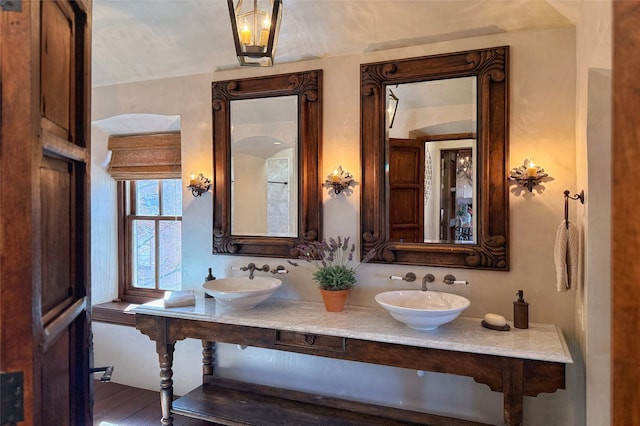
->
[92,0,579,88]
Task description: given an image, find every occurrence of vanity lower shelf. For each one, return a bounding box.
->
[172,376,490,426]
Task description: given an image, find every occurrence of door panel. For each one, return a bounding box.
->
[0,1,92,424]
[41,157,74,315]
[42,330,71,426]
[41,0,72,134]
[388,138,424,242]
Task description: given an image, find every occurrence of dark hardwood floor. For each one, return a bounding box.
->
[93,380,214,425]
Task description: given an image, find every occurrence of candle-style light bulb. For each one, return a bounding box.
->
[240,20,251,45]
[259,17,270,46]
[526,161,537,177]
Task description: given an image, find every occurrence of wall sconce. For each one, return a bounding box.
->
[387,88,399,129]
[187,172,211,197]
[508,159,548,192]
[227,0,283,67]
[323,165,354,195]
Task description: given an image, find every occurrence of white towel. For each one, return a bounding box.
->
[554,220,579,292]
[163,290,195,308]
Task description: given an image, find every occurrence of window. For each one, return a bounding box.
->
[118,179,182,302]
[106,131,182,303]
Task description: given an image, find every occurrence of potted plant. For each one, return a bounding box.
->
[294,236,375,312]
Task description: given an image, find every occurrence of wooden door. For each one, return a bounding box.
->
[613,2,640,424]
[439,149,458,241]
[388,138,424,242]
[0,1,92,424]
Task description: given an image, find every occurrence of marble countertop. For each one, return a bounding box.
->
[134,296,573,364]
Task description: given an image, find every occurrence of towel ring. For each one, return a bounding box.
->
[564,190,584,229]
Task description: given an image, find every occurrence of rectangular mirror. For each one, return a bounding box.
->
[361,47,509,270]
[212,70,322,258]
[230,95,298,237]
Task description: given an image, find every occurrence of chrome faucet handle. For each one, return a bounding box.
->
[443,274,468,285]
[389,272,416,282]
[271,265,289,274]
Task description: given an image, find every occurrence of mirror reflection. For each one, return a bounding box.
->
[386,78,477,244]
[230,96,298,237]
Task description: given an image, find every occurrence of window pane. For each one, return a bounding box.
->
[136,180,159,216]
[133,220,155,288]
[158,220,182,291]
[162,180,182,216]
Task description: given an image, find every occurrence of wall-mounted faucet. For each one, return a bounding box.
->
[443,274,469,285]
[421,274,435,291]
[232,263,270,279]
[389,272,416,282]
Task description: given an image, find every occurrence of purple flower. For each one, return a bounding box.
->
[294,235,376,278]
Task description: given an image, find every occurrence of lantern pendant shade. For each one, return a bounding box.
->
[228,0,282,67]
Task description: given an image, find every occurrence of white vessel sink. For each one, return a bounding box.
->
[203,276,282,310]
[375,290,470,331]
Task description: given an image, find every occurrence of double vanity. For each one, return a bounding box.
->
[132,45,570,425]
[135,295,572,426]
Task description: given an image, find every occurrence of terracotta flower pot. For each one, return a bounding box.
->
[319,289,350,312]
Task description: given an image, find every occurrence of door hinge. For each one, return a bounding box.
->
[0,371,24,425]
[0,0,21,12]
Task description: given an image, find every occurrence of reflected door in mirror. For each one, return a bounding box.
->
[439,147,474,243]
[388,138,424,242]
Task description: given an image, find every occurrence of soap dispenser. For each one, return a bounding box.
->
[205,267,215,282]
[513,290,529,329]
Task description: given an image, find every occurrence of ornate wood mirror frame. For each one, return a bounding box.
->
[360,47,509,270]
[212,70,322,257]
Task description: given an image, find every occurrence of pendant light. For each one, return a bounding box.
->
[227,0,283,67]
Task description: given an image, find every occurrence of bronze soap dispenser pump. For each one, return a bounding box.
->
[513,290,529,329]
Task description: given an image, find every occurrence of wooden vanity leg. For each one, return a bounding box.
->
[158,341,176,426]
[502,358,524,426]
[202,340,216,376]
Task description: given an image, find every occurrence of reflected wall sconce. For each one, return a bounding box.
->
[323,165,354,195]
[456,152,473,182]
[187,172,211,197]
[227,0,283,67]
[508,159,548,192]
[387,88,399,129]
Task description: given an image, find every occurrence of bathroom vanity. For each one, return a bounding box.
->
[135,297,572,426]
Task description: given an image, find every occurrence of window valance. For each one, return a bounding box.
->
[107,132,181,180]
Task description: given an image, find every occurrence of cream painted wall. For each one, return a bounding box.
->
[573,2,612,425]
[92,28,586,424]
